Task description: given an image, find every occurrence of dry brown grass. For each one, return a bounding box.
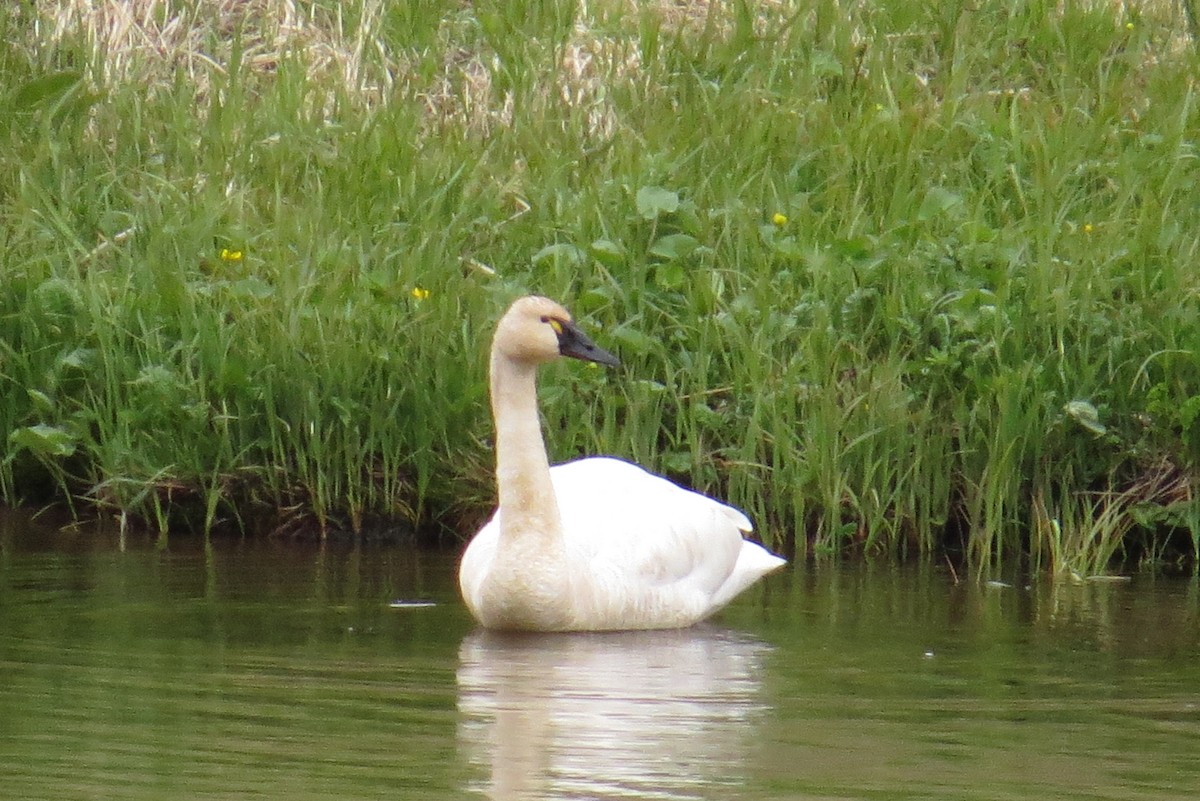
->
[36,0,395,103]
[28,0,796,135]
[24,0,1193,165]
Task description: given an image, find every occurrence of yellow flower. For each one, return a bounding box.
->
[219,247,244,262]
[410,286,430,301]
[771,212,788,227]
[1083,223,1094,234]
[1125,21,1134,30]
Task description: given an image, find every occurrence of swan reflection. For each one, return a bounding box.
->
[457,627,772,800]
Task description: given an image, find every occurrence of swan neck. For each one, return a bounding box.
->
[489,350,562,542]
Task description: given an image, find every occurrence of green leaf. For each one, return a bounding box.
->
[611,325,657,355]
[810,51,843,79]
[229,277,275,300]
[832,236,875,260]
[1179,395,1200,430]
[635,186,679,220]
[27,389,55,415]
[134,364,178,390]
[660,451,693,474]
[633,379,667,395]
[766,232,804,259]
[14,71,82,110]
[655,261,686,290]
[9,424,77,458]
[1064,400,1107,435]
[58,348,94,370]
[589,239,626,267]
[917,186,964,222]
[531,243,586,268]
[577,285,615,311]
[648,233,700,261]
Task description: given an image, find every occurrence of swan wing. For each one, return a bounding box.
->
[550,458,782,614]
[458,517,499,620]
[460,457,785,630]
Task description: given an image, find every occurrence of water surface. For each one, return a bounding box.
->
[2,511,1198,799]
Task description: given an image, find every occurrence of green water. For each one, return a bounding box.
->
[2,511,1199,800]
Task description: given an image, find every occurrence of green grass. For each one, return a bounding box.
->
[2,1,1198,571]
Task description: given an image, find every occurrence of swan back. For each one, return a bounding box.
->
[461,458,785,630]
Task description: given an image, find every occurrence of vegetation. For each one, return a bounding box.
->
[2,0,1198,573]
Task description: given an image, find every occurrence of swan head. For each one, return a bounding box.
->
[493,296,620,368]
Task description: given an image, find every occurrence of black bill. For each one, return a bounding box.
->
[556,320,620,367]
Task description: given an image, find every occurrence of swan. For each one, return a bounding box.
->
[458,296,786,632]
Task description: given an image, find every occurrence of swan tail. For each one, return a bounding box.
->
[707,540,787,613]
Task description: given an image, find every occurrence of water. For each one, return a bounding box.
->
[2,511,1199,800]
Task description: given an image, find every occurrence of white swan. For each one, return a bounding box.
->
[459,296,786,632]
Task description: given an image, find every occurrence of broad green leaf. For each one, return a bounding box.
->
[14,71,82,109]
[810,50,843,78]
[1064,400,1106,435]
[578,285,615,311]
[58,348,93,369]
[771,236,804,259]
[26,389,55,415]
[9,424,77,457]
[531,243,586,268]
[589,239,626,267]
[611,325,657,355]
[229,277,275,300]
[832,236,875,260]
[917,186,964,222]
[660,451,693,474]
[635,186,679,220]
[633,379,666,394]
[134,364,178,389]
[655,261,686,290]
[648,233,700,261]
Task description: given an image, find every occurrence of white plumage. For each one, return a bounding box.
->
[459,296,785,632]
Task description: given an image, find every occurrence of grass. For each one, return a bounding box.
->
[1,0,1198,572]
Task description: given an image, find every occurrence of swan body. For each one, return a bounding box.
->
[459,296,786,632]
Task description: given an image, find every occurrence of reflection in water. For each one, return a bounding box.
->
[5,513,1199,801]
[457,627,772,800]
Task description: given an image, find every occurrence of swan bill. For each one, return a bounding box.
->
[556,320,620,367]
